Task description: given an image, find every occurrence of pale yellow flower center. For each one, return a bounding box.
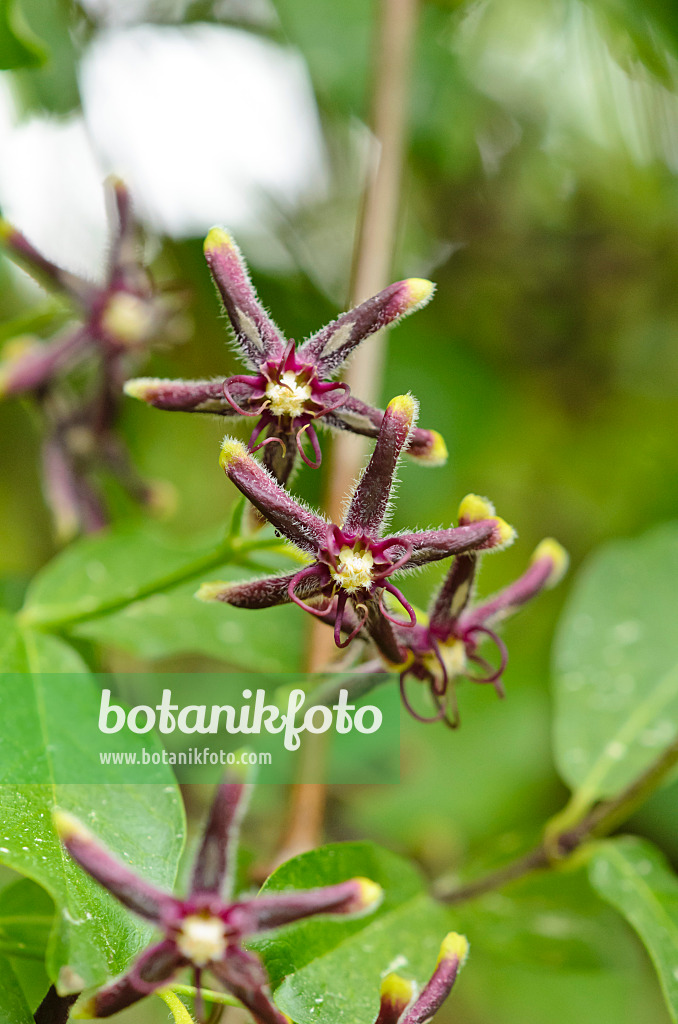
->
[330,545,375,594]
[176,914,227,967]
[265,371,312,418]
[425,637,467,679]
[101,293,156,346]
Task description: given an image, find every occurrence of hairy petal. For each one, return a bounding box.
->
[204,228,286,365]
[299,278,435,377]
[191,780,252,897]
[0,328,91,397]
[196,568,324,610]
[84,941,186,1018]
[401,933,468,1024]
[328,396,447,465]
[240,877,382,934]
[41,434,107,541]
[429,554,477,634]
[343,395,417,536]
[219,438,328,553]
[124,376,245,414]
[106,176,145,292]
[459,538,568,632]
[396,520,514,568]
[375,974,416,1024]
[53,811,179,923]
[0,220,95,307]
[212,948,289,1024]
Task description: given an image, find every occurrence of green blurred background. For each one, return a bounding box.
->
[2,0,678,1021]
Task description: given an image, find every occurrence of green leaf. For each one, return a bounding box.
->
[0,621,185,992]
[250,841,457,1024]
[0,954,32,1024]
[553,523,678,806]
[19,524,230,629]
[72,576,303,671]
[589,836,678,1023]
[18,522,302,668]
[453,867,640,971]
[0,878,54,960]
[0,0,46,69]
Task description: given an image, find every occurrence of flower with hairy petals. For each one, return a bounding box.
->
[0,177,186,399]
[124,228,446,485]
[55,776,382,1021]
[198,395,514,659]
[0,177,186,536]
[390,525,569,726]
[374,932,469,1024]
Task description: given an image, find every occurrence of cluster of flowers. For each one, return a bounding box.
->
[0,178,186,538]
[126,228,568,723]
[55,777,468,1021]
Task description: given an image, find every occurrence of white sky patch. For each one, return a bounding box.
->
[79,24,327,236]
[0,79,109,280]
[0,24,325,275]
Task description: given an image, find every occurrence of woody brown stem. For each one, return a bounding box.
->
[280,0,420,859]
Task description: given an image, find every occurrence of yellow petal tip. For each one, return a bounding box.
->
[458,493,495,523]
[195,581,228,603]
[532,538,569,586]
[123,377,159,401]
[219,436,248,470]
[386,393,417,423]
[354,876,383,910]
[493,517,516,549]
[204,226,235,254]
[405,278,435,307]
[437,931,469,966]
[380,973,415,1006]
[53,809,89,843]
[419,429,448,465]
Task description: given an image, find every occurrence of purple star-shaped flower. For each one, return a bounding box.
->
[55,779,381,1020]
[391,519,568,725]
[0,176,184,398]
[124,228,446,485]
[198,395,514,660]
[374,932,469,1024]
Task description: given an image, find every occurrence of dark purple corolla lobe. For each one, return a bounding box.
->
[125,228,446,484]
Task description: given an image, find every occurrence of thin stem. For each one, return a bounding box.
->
[34,987,78,1024]
[169,985,240,1008]
[436,736,678,904]
[281,0,420,860]
[17,535,286,632]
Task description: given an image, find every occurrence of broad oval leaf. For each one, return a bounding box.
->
[0,953,32,1024]
[19,524,228,629]
[553,523,678,803]
[72,576,303,672]
[0,0,46,70]
[0,877,53,961]
[251,841,458,1024]
[589,836,678,1024]
[0,622,185,993]
[18,525,302,669]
